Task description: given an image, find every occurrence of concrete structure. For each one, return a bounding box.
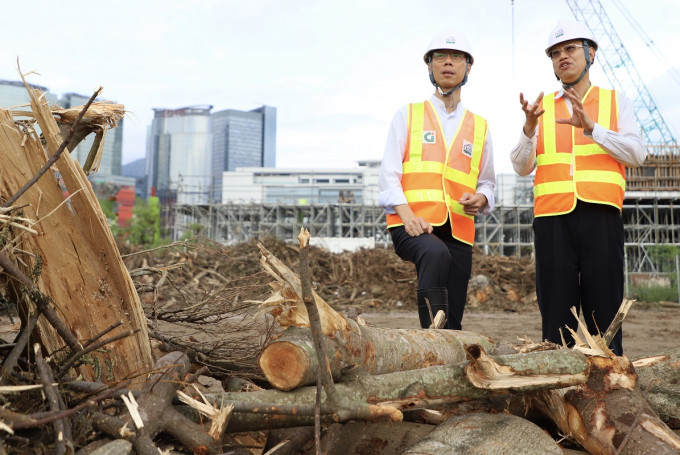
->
[221,161,379,206]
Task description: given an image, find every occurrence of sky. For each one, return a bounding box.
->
[1,0,678,176]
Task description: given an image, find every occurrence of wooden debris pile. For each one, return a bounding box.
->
[119,238,537,313]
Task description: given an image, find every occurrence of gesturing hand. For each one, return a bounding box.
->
[520,91,545,138]
[557,87,595,133]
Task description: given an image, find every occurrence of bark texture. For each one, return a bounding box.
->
[218,348,589,432]
[260,323,495,391]
[402,412,563,454]
[534,351,680,454]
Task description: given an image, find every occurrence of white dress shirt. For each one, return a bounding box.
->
[510,88,646,176]
[378,95,496,216]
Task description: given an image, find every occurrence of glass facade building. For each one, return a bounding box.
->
[146,105,213,205]
[59,93,124,177]
[211,105,277,202]
[0,79,57,109]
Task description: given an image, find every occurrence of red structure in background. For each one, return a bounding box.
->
[115,186,136,227]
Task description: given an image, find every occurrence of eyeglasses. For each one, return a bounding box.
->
[548,44,584,60]
[431,51,466,62]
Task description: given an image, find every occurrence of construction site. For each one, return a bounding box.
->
[1,0,680,454]
[168,1,680,283]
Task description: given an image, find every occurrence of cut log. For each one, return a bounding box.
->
[402,413,563,454]
[215,348,589,432]
[0,82,152,384]
[260,324,494,391]
[256,243,494,390]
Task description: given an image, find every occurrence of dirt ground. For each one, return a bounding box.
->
[361,302,680,359]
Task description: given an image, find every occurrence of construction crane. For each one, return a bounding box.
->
[564,0,680,277]
[564,0,677,152]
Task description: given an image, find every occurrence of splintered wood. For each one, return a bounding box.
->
[0,81,152,384]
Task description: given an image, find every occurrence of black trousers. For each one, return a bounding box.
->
[389,220,472,330]
[533,201,624,355]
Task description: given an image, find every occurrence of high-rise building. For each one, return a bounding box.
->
[58,93,124,177]
[0,82,124,179]
[211,105,277,202]
[0,79,58,109]
[146,105,213,205]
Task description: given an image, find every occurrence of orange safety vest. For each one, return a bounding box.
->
[534,86,625,217]
[385,101,488,245]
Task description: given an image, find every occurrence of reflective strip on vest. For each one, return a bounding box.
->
[533,87,624,217]
[385,101,487,245]
[408,102,425,162]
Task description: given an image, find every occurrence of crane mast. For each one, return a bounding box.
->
[564,0,677,152]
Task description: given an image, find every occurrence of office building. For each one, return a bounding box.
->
[0,79,57,109]
[211,105,276,202]
[58,92,124,177]
[146,105,213,205]
[221,160,379,205]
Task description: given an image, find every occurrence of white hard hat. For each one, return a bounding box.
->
[423,30,474,64]
[545,21,598,56]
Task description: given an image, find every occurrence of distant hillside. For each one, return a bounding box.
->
[122,158,146,178]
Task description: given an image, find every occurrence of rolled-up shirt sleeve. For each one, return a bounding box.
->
[586,91,646,167]
[510,130,538,176]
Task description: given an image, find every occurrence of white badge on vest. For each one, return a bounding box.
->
[423,131,436,144]
[462,140,473,158]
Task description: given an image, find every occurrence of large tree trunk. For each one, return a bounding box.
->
[257,242,494,390]
[634,347,680,428]
[260,320,495,391]
[402,413,564,454]
[0,85,152,384]
[215,347,590,432]
[534,349,680,454]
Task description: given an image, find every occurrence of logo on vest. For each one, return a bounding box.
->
[462,140,473,158]
[423,131,436,144]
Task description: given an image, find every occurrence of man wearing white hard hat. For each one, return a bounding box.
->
[378,30,496,330]
[511,21,645,355]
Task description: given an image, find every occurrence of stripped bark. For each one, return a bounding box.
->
[532,345,680,453]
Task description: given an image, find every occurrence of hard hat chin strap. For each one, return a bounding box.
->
[556,39,592,89]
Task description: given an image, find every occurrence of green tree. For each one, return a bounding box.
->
[122,196,167,247]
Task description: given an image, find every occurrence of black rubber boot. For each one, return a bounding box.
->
[417,287,448,328]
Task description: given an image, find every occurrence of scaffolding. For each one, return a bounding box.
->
[172,203,390,245]
[172,195,680,273]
